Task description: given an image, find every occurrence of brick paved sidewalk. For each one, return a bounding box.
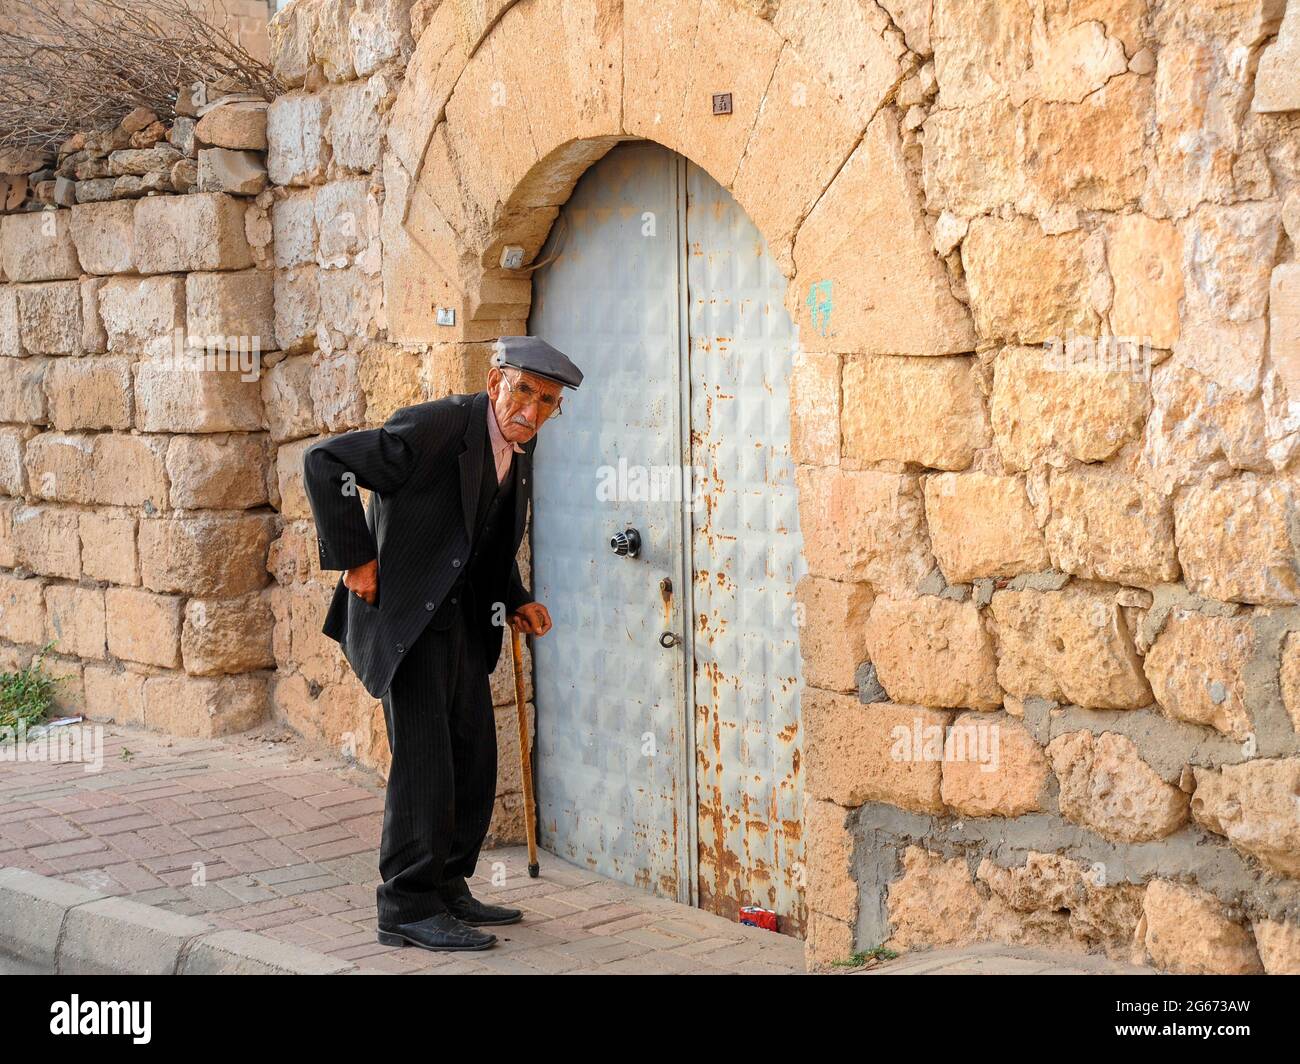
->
[0,721,1146,975]
[0,722,805,974]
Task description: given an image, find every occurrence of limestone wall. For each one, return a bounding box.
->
[3,0,1299,973]
[791,0,1300,975]
[360,0,1298,974]
[0,184,277,733]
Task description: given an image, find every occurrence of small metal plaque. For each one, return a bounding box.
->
[712,92,732,115]
[436,306,456,326]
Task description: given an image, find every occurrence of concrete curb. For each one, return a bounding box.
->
[0,867,381,975]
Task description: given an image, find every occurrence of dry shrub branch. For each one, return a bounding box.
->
[0,0,282,150]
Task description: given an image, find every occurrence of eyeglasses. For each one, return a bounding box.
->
[499,371,564,420]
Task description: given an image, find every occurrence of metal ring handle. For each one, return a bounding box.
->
[659,631,681,649]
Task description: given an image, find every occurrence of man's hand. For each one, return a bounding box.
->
[509,602,552,636]
[344,558,379,604]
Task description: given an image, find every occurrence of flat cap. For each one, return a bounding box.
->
[492,335,584,389]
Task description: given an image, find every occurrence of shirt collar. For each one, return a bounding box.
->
[486,395,525,455]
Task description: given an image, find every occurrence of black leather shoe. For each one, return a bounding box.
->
[444,892,524,926]
[376,912,497,951]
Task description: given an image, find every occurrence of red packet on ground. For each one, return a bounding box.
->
[739,906,778,932]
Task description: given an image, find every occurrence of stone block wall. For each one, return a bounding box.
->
[0,188,277,736]
[788,0,1300,976]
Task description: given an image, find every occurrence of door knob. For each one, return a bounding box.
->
[610,528,641,557]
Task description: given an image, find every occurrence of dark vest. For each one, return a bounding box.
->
[430,426,517,630]
[472,426,517,549]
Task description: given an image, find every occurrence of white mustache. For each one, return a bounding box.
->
[511,415,534,429]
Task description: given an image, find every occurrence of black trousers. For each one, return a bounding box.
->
[375,587,497,927]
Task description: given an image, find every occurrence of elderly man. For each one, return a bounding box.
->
[302,335,582,952]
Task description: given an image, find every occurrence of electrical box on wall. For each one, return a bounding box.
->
[500,245,526,270]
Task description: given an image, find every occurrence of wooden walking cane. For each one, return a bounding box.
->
[509,624,540,877]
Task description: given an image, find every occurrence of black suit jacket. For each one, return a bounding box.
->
[301,391,534,699]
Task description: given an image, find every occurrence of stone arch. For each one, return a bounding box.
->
[381,0,975,356]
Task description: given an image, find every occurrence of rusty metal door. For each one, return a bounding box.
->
[528,139,806,930]
[528,140,693,901]
[684,161,807,931]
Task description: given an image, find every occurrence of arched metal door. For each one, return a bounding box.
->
[528,139,807,931]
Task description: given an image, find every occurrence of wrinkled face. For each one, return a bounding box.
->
[486,366,565,444]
